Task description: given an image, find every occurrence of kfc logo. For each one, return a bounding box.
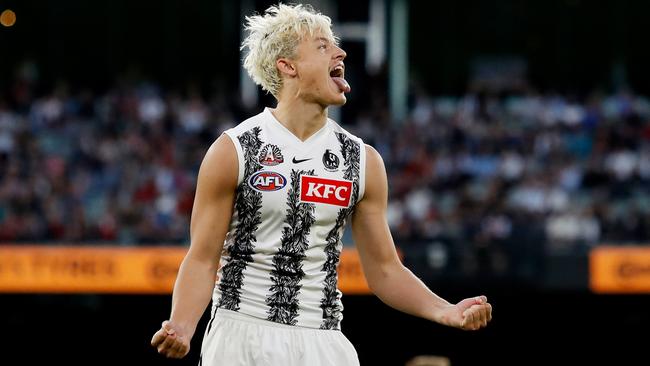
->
[300,175,352,207]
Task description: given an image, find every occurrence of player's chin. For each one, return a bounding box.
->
[326,81,347,105]
[330,90,348,105]
[330,94,347,106]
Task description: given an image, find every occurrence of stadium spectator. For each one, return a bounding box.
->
[1,66,649,280]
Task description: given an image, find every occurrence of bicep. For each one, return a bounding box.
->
[351,145,401,274]
[187,133,239,264]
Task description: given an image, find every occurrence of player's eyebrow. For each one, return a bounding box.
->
[314,36,332,44]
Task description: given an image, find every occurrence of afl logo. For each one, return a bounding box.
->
[322,149,340,171]
[248,171,287,192]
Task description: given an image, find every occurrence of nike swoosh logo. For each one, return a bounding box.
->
[292,157,312,164]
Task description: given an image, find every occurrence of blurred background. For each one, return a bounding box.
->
[1,0,649,365]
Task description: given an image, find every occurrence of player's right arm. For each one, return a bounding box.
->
[150,133,239,359]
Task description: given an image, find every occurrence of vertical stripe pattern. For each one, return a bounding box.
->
[266,169,316,325]
[217,127,263,311]
[320,133,361,330]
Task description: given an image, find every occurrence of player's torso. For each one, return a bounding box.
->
[243,118,358,245]
[215,108,365,330]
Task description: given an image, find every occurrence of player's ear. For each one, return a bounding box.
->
[277,58,297,77]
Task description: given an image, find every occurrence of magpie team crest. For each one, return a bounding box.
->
[259,144,284,166]
[322,149,339,171]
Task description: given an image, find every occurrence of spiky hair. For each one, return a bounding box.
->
[241,3,338,97]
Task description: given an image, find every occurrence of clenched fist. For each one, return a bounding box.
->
[439,295,493,331]
[151,320,191,358]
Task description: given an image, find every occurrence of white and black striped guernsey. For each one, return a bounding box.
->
[212,107,366,330]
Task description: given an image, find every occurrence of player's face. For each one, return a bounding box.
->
[292,31,350,107]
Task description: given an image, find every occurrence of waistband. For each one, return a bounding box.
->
[215,308,337,332]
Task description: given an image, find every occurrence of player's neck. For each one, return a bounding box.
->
[272,100,328,142]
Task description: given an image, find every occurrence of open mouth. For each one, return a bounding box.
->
[329,65,350,93]
[329,66,344,78]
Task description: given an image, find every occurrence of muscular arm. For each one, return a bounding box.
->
[151,133,238,357]
[352,145,491,330]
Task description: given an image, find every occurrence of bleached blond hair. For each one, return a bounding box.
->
[241,3,338,97]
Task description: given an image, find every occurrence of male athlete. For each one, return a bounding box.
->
[151,4,492,365]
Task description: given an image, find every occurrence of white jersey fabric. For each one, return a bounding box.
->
[212,107,366,330]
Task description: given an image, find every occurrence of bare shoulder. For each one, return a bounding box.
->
[364,144,387,180]
[359,144,388,206]
[198,133,238,192]
[364,143,381,161]
[205,133,237,162]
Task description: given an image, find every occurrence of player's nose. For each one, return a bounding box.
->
[333,44,347,60]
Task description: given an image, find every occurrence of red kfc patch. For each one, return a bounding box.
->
[300,175,352,207]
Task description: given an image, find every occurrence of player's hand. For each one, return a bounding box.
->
[151,320,190,358]
[440,295,492,331]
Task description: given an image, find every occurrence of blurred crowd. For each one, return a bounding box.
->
[0,74,239,244]
[358,88,650,278]
[1,70,650,278]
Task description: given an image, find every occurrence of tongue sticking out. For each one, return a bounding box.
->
[331,77,351,93]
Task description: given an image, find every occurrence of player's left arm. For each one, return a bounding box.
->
[351,144,492,330]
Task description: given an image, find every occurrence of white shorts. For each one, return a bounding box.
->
[199,308,360,366]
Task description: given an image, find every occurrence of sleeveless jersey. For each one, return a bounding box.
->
[213,108,366,330]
